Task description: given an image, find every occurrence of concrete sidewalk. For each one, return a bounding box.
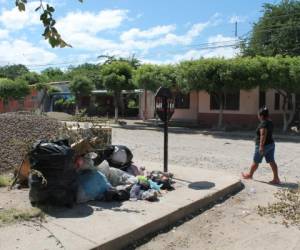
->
[0,165,242,250]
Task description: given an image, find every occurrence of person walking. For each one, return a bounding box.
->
[242,107,280,184]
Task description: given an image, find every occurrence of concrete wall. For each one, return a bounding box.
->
[172,91,198,121]
[139,88,285,128]
[139,90,155,120]
[198,88,259,115]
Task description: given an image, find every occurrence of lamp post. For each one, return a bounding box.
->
[155,87,175,172]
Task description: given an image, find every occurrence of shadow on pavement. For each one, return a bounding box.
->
[254,180,299,189]
[41,203,94,218]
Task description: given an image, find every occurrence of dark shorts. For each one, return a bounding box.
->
[253,143,275,164]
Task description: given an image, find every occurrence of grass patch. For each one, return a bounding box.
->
[0,208,45,226]
[0,175,12,187]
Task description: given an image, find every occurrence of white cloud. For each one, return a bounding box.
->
[229,15,247,24]
[0,40,57,66]
[56,9,215,54]
[0,2,41,30]
[0,29,9,39]
[57,9,128,37]
[120,25,176,41]
[170,35,240,62]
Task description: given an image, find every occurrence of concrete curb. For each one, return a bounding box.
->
[92,180,243,250]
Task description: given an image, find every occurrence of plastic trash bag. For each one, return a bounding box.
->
[98,162,137,187]
[107,145,133,169]
[77,169,111,203]
[29,139,77,207]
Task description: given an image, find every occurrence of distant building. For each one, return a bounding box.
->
[140,88,300,128]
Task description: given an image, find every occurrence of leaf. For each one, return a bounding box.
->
[17,2,25,11]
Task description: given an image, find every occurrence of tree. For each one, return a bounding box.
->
[67,64,103,89]
[99,55,141,69]
[69,76,94,113]
[133,64,162,91]
[15,0,83,48]
[101,61,134,122]
[177,58,260,129]
[258,56,300,132]
[0,64,29,80]
[0,78,30,102]
[17,72,49,85]
[41,67,67,82]
[241,0,300,56]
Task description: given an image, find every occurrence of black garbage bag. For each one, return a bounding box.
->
[29,139,78,207]
[105,145,133,170]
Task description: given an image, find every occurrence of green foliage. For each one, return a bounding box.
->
[101,61,134,93]
[0,64,29,80]
[54,97,75,112]
[133,64,177,92]
[67,64,103,89]
[47,86,61,94]
[99,55,141,69]
[34,82,48,91]
[41,67,67,82]
[69,76,94,97]
[177,57,265,92]
[0,78,30,102]
[128,99,138,109]
[242,0,300,56]
[133,64,161,91]
[17,72,49,85]
[15,1,84,48]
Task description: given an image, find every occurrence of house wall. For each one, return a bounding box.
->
[0,88,39,113]
[172,91,198,120]
[198,88,259,114]
[197,88,259,128]
[139,90,155,120]
[139,88,285,128]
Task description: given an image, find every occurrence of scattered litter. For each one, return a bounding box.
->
[249,187,256,194]
[258,186,300,227]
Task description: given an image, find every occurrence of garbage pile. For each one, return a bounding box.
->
[0,111,111,175]
[28,140,174,207]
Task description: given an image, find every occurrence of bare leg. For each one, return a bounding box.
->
[242,163,259,179]
[269,162,280,184]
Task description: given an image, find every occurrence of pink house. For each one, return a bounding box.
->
[140,89,300,128]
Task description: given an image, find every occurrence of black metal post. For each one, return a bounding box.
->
[163,97,168,172]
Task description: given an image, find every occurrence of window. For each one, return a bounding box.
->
[175,92,190,109]
[210,91,240,110]
[259,91,266,108]
[274,93,280,110]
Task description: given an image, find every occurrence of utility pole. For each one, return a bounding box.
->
[235,21,238,37]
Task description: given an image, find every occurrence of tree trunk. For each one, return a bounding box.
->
[282,94,296,133]
[143,89,148,121]
[119,93,125,118]
[217,93,224,130]
[75,94,80,115]
[114,92,119,123]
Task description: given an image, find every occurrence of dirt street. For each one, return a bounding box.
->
[112,125,300,250]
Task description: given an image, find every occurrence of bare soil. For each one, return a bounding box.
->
[111,124,300,250]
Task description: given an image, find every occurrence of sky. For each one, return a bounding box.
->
[0,0,280,71]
